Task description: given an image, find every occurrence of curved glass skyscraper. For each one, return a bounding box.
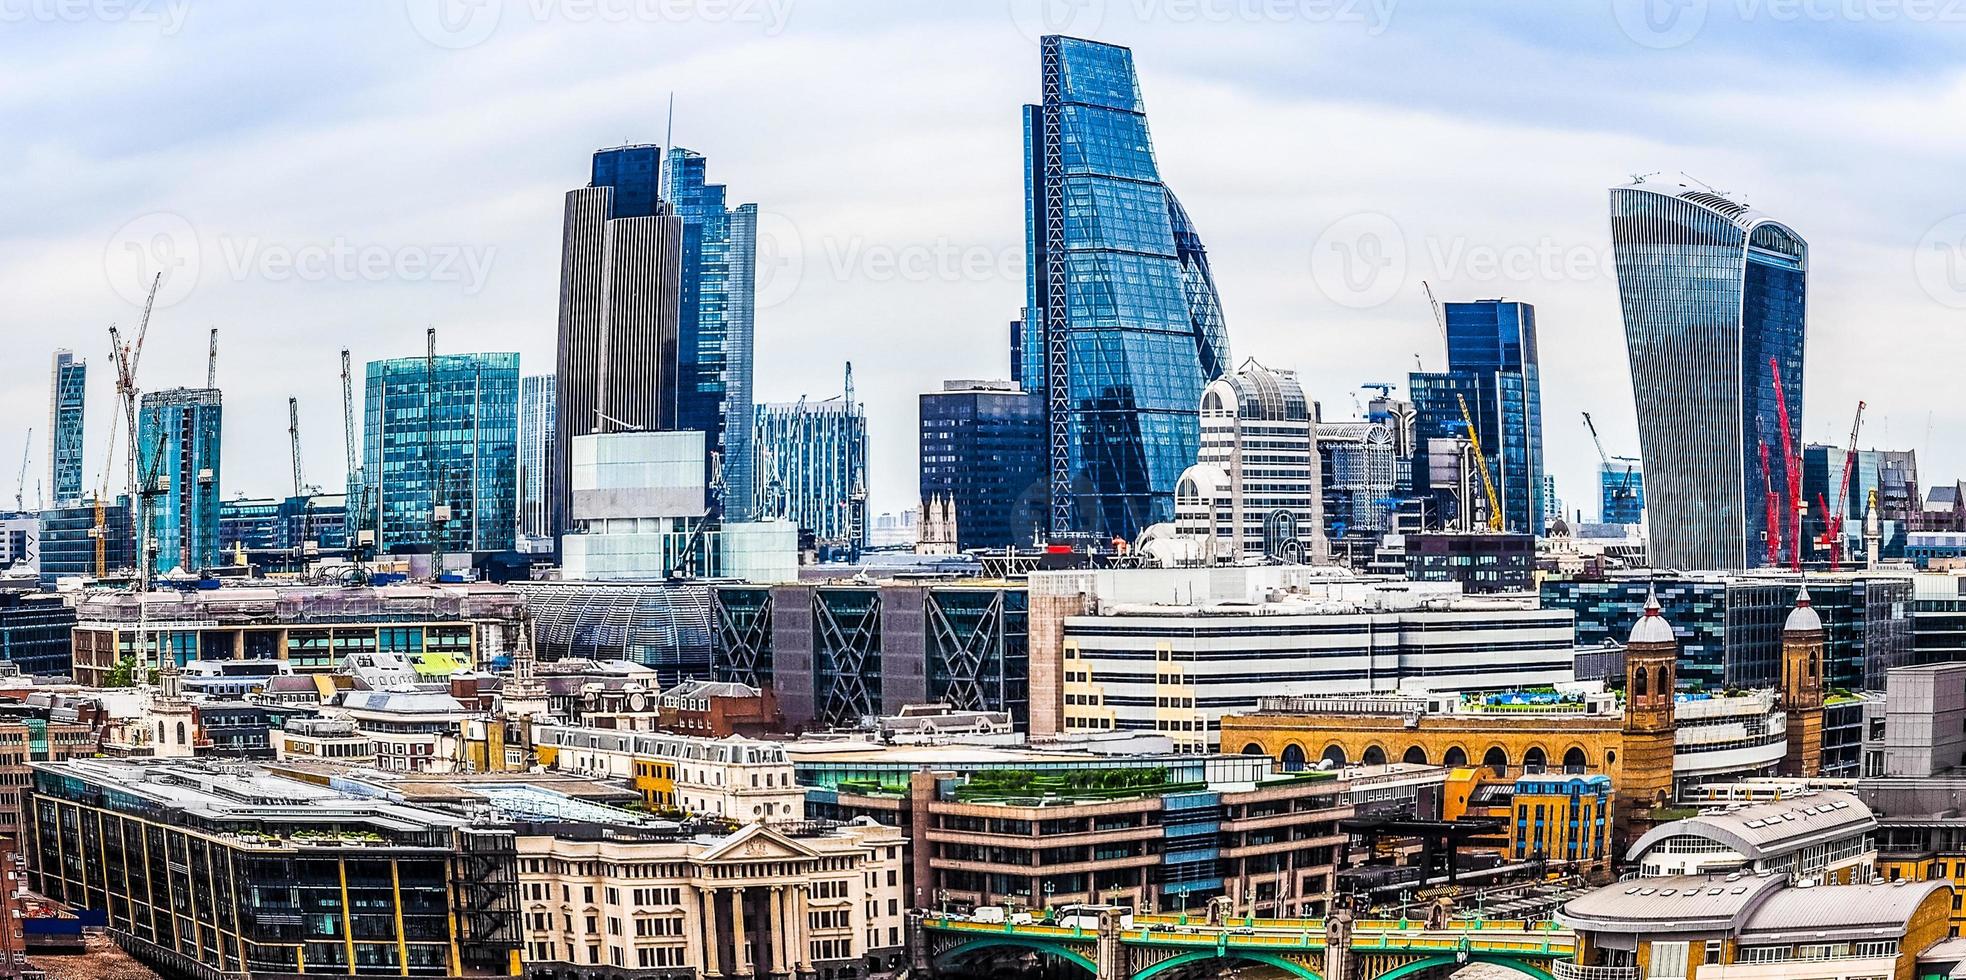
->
[1610,181,1807,570]
[1023,35,1231,541]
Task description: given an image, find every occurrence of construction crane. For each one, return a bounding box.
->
[288,397,305,499]
[11,429,28,514]
[205,327,218,389]
[1758,437,1780,567]
[94,273,161,580]
[1769,358,1801,571]
[1455,392,1503,532]
[1580,411,1643,507]
[1821,401,1868,570]
[1422,281,1448,351]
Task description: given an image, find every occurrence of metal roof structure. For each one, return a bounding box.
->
[1626,790,1874,862]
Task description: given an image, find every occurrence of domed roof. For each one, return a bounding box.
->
[1785,585,1823,634]
[1628,590,1676,646]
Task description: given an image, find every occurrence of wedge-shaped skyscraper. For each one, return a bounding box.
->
[1610,180,1807,570]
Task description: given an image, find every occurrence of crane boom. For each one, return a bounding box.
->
[1825,401,1867,570]
[13,428,29,513]
[288,397,305,499]
[1456,392,1504,532]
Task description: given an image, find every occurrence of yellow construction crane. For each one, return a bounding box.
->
[1456,392,1504,533]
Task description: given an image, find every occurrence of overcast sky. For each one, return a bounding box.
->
[6,0,1966,520]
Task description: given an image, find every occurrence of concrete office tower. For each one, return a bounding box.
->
[517,373,556,547]
[48,351,85,508]
[1610,178,1807,570]
[552,144,685,542]
[665,148,758,521]
[1173,360,1327,564]
[137,388,222,574]
[1022,35,1231,541]
[363,353,519,555]
[1409,299,1545,534]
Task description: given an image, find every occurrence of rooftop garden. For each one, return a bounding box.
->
[952,766,1201,802]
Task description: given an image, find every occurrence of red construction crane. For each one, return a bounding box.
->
[1759,439,1780,567]
[1822,401,1868,570]
[1769,358,1801,571]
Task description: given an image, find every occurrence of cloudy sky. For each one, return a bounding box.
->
[6,0,1966,520]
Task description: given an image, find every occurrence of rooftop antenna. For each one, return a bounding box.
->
[657,92,675,207]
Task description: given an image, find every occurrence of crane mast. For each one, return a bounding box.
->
[288,397,305,499]
[1456,392,1503,533]
[1769,358,1801,571]
[206,327,218,389]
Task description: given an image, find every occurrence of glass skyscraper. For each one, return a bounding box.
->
[754,395,866,549]
[137,388,222,574]
[1600,460,1646,525]
[1022,35,1231,541]
[362,353,519,554]
[1610,181,1807,569]
[1409,300,1544,534]
[664,147,757,520]
[919,381,1045,550]
[518,373,556,543]
[48,351,85,508]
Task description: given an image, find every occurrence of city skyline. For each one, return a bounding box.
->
[8,4,1966,519]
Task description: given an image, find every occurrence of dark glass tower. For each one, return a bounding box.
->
[1022,35,1231,542]
[48,351,85,508]
[1409,300,1545,534]
[552,144,684,541]
[1610,181,1807,569]
[919,381,1046,550]
[664,147,757,520]
[137,388,222,574]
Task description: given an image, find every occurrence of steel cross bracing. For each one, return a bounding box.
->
[814,591,882,726]
[712,593,772,687]
[926,591,1002,712]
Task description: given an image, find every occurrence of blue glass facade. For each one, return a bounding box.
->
[1600,461,1645,524]
[137,388,222,574]
[362,353,519,554]
[1408,300,1543,534]
[1023,35,1231,541]
[664,148,757,520]
[48,351,85,508]
[38,499,132,585]
[1610,184,1807,570]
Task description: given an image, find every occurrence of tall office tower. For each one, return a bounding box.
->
[362,353,519,554]
[1173,360,1328,563]
[552,144,685,542]
[1409,299,1544,534]
[665,148,758,520]
[1601,460,1646,525]
[1022,35,1231,542]
[137,388,222,574]
[48,351,85,508]
[1611,179,1807,570]
[518,373,556,544]
[1317,420,1397,542]
[918,381,1045,550]
[754,394,867,550]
